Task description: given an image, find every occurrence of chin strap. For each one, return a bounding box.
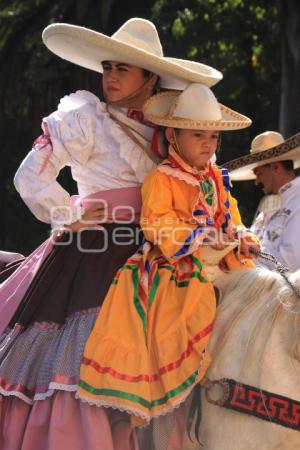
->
[105,73,157,109]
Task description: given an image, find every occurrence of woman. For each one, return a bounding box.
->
[0,18,222,450]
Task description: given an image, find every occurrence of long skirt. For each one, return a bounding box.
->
[78,242,216,426]
[0,225,142,450]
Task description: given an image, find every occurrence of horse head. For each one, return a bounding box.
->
[186,262,300,450]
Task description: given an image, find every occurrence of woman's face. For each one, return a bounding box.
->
[102,61,153,106]
[166,128,219,169]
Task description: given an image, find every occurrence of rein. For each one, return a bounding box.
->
[251,248,300,299]
[201,377,300,431]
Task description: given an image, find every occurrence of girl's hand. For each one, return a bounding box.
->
[239,233,261,258]
[211,233,233,250]
[203,231,234,250]
[65,205,111,232]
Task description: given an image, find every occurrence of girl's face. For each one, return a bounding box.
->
[166,128,219,169]
[102,61,155,106]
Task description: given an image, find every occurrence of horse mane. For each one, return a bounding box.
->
[211,267,300,370]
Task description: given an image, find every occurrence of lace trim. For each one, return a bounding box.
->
[0,383,193,418]
[168,146,210,177]
[34,384,77,401]
[0,387,33,405]
[157,165,199,187]
[75,385,194,426]
[0,384,78,404]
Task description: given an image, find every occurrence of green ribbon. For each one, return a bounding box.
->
[79,369,199,411]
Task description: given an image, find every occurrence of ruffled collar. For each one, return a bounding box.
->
[168,146,211,177]
[159,146,213,186]
[158,146,221,222]
[157,146,233,230]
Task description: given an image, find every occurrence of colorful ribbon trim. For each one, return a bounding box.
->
[79,369,199,411]
[81,322,213,383]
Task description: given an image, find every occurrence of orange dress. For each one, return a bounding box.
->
[77,149,255,424]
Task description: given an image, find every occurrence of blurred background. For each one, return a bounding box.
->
[0,0,299,254]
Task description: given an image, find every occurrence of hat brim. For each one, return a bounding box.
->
[143,91,252,130]
[42,23,222,88]
[224,133,300,180]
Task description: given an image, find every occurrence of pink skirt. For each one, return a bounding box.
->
[0,391,138,450]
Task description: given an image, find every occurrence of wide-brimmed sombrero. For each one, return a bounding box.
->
[42,18,222,89]
[143,83,252,130]
[224,131,300,180]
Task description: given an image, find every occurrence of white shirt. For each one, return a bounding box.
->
[251,194,281,239]
[251,177,300,270]
[14,91,157,228]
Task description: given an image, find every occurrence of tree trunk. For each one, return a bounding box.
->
[277,0,300,137]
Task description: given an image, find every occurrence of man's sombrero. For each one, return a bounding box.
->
[143,83,252,130]
[42,18,222,90]
[224,131,300,181]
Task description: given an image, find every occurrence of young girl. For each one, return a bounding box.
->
[0,20,222,450]
[77,83,260,444]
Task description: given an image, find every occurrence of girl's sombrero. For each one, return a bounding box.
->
[143,83,252,130]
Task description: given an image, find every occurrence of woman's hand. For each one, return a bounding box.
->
[65,205,111,232]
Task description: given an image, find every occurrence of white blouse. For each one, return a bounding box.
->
[251,177,300,270]
[14,90,157,228]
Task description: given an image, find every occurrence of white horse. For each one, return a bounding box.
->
[184,251,300,450]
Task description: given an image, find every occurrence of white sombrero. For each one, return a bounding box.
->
[224,131,300,180]
[42,18,222,89]
[143,83,252,130]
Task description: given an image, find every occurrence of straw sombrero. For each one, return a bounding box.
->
[42,18,222,89]
[143,83,252,130]
[224,131,300,180]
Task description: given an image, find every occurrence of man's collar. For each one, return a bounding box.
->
[278,176,300,195]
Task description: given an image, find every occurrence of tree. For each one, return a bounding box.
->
[0,0,289,250]
[0,0,154,252]
[277,0,300,137]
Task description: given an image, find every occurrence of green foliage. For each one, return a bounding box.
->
[151,0,280,139]
[0,0,281,250]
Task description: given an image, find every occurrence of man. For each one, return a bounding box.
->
[224,131,300,270]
